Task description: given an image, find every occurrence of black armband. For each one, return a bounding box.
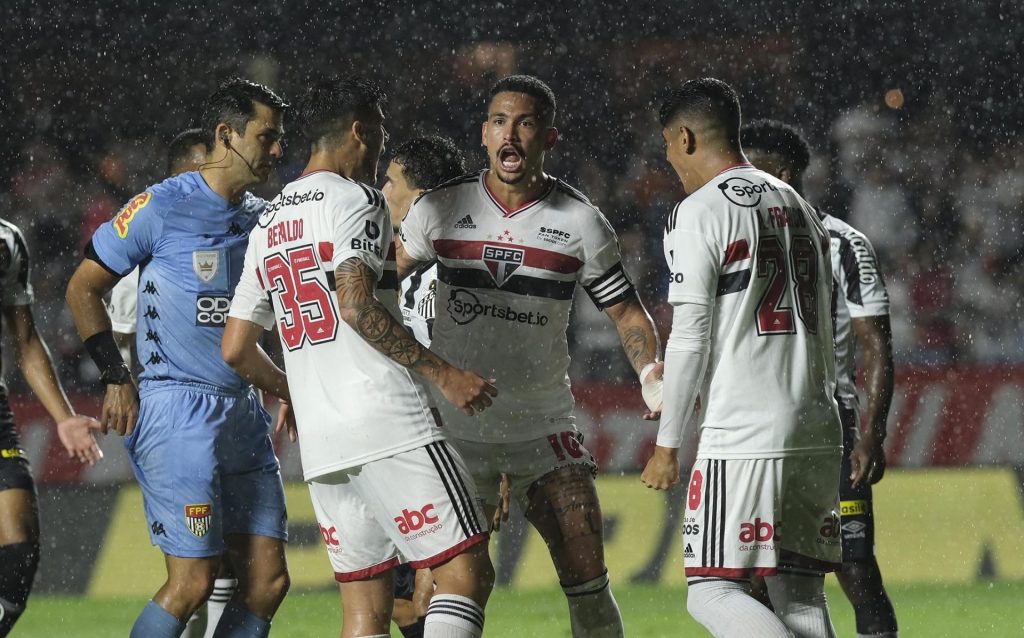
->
[84,330,131,384]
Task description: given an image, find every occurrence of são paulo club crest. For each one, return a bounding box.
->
[482,244,524,287]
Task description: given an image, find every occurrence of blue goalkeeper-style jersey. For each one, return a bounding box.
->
[90,171,264,392]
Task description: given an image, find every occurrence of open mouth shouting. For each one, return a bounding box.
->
[498,145,525,174]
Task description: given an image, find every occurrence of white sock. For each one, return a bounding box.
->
[204,577,238,638]
[562,571,624,637]
[765,573,836,638]
[182,608,206,638]
[686,578,792,637]
[424,594,484,638]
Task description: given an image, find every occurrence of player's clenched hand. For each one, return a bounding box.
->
[56,415,104,466]
[437,366,497,416]
[641,446,680,490]
[492,473,511,532]
[850,431,886,487]
[101,383,139,436]
[275,399,298,443]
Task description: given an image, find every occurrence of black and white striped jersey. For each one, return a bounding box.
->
[0,219,33,448]
[819,212,890,411]
[400,170,635,443]
[401,261,437,347]
[662,165,841,459]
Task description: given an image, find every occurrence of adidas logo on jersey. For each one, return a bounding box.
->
[454,215,476,229]
[684,543,695,558]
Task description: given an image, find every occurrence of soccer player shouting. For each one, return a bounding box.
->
[642,79,842,637]
[397,75,662,638]
[742,119,899,638]
[67,79,290,638]
[223,77,496,638]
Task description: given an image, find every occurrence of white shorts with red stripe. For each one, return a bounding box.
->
[450,430,598,510]
[683,455,842,580]
[308,441,488,582]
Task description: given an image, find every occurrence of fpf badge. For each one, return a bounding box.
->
[184,503,212,537]
[113,192,153,238]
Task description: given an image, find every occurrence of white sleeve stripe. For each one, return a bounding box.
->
[592,280,633,303]
[589,271,628,295]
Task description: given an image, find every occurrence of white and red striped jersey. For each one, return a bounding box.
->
[820,212,890,412]
[400,170,635,443]
[663,165,841,459]
[229,171,441,480]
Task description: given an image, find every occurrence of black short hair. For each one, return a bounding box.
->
[166,128,210,174]
[740,119,812,175]
[201,77,287,137]
[391,136,466,191]
[488,75,557,126]
[299,76,388,148]
[658,77,741,141]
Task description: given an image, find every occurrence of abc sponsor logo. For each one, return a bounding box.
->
[818,512,841,545]
[718,176,779,207]
[319,524,343,554]
[195,295,231,327]
[391,503,440,540]
[739,518,778,543]
[447,288,548,326]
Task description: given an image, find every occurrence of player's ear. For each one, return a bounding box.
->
[352,120,366,147]
[544,127,559,150]
[682,126,697,155]
[481,121,488,147]
[779,167,793,184]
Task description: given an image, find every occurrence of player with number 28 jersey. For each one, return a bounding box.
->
[661,164,840,459]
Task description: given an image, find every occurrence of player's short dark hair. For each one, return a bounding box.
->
[741,119,812,175]
[658,77,741,142]
[201,77,288,137]
[489,75,557,126]
[299,76,388,148]
[391,136,466,191]
[166,128,210,174]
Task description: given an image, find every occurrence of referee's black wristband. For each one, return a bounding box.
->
[84,330,131,384]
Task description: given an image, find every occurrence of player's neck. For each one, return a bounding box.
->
[484,169,550,211]
[303,151,364,183]
[691,149,750,192]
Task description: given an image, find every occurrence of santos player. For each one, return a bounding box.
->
[641,78,842,637]
[223,77,496,638]
[398,75,662,638]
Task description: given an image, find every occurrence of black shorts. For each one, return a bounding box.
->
[393,563,416,600]
[838,405,875,563]
[0,449,35,492]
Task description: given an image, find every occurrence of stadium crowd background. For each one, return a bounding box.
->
[0,0,1021,391]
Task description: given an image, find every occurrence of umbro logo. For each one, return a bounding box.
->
[454,214,476,229]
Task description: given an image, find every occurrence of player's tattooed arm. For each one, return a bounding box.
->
[334,258,497,415]
[604,294,661,375]
[335,257,439,374]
